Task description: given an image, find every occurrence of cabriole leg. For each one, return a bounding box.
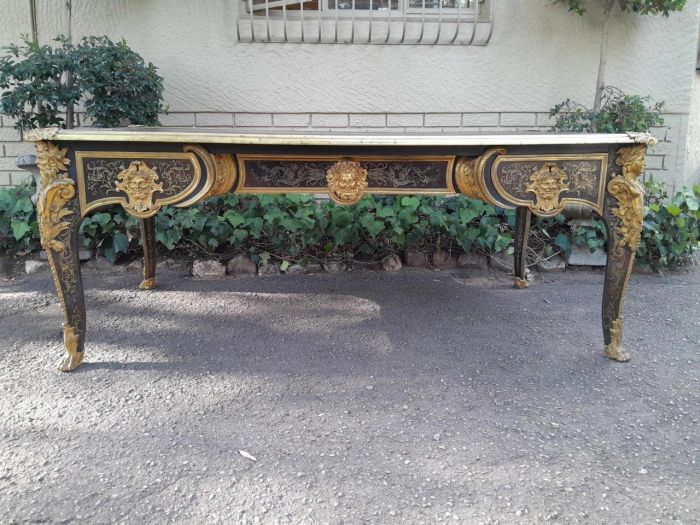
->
[37,156,86,372]
[513,206,531,289]
[139,216,157,290]
[601,145,647,362]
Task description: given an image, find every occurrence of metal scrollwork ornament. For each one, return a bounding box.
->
[115,160,164,217]
[326,160,368,205]
[608,145,646,259]
[525,162,570,214]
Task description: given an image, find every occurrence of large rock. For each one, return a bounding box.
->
[192,259,226,278]
[25,260,48,275]
[258,263,280,276]
[404,249,428,267]
[227,254,257,275]
[431,250,458,269]
[566,245,607,267]
[382,254,402,272]
[458,252,488,270]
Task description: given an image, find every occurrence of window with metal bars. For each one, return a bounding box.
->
[236,0,494,44]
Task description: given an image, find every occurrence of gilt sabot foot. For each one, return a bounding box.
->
[57,352,84,372]
[604,343,631,362]
[513,278,529,289]
[57,324,84,372]
[139,277,156,290]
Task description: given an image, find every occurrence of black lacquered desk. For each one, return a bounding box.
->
[28,128,655,371]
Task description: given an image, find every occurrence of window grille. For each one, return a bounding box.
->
[236,0,494,45]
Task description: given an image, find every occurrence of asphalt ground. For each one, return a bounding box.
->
[0,264,698,524]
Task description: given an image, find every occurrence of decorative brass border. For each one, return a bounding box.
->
[175,145,217,208]
[235,154,456,195]
[75,150,202,217]
[490,153,608,216]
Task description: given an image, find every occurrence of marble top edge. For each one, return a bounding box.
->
[25,127,653,146]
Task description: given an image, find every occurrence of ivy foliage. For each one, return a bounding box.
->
[1,183,698,272]
[0,36,165,130]
[0,183,39,253]
[550,87,665,133]
[551,0,686,15]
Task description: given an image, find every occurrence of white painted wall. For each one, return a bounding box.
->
[686,73,700,186]
[1,0,699,190]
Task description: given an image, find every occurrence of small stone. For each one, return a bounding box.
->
[285,264,306,275]
[431,250,457,269]
[83,256,114,271]
[0,256,11,278]
[226,255,257,275]
[155,258,179,270]
[40,249,92,261]
[404,249,428,267]
[192,259,226,278]
[304,264,324,274]
[122,260,143,273]
[382,255,402,272]
[489,253,515,272]
[458,252,488,270]
[24,260,48,275]
[566,245,607,267]
[258,263,280,276]
[323,261,347,273]
[536,256,566,273]
[633,263,655,274]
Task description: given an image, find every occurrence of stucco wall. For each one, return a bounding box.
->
[686,72,700,185]
[1,0,699,190]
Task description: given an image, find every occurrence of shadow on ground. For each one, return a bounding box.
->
[0,267,698,523]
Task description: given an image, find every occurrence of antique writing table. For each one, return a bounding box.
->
[28,128,655,371]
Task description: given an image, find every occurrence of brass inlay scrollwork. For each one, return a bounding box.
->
[115,161,164,217]
[58,323,84,372]
[326,160,368,205]
[525,163,570,214]
[454,148,506,206]
[490,154,608,216]
[608,145,646,259]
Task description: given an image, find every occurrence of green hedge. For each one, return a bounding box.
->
[1,180,698,272]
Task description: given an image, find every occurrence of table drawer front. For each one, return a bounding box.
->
[75,150,206,217]
[490,154,609,215]
[237,155,456,195]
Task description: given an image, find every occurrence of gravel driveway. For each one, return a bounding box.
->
[1,264,698,524]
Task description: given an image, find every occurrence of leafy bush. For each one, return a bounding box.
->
[564,181,700,271]
[550,86,665,133]
[72,36,165,128]
[0,181,39,253]
[1,183,697,271]
[0,38,79,130]
[0,36,165,131]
